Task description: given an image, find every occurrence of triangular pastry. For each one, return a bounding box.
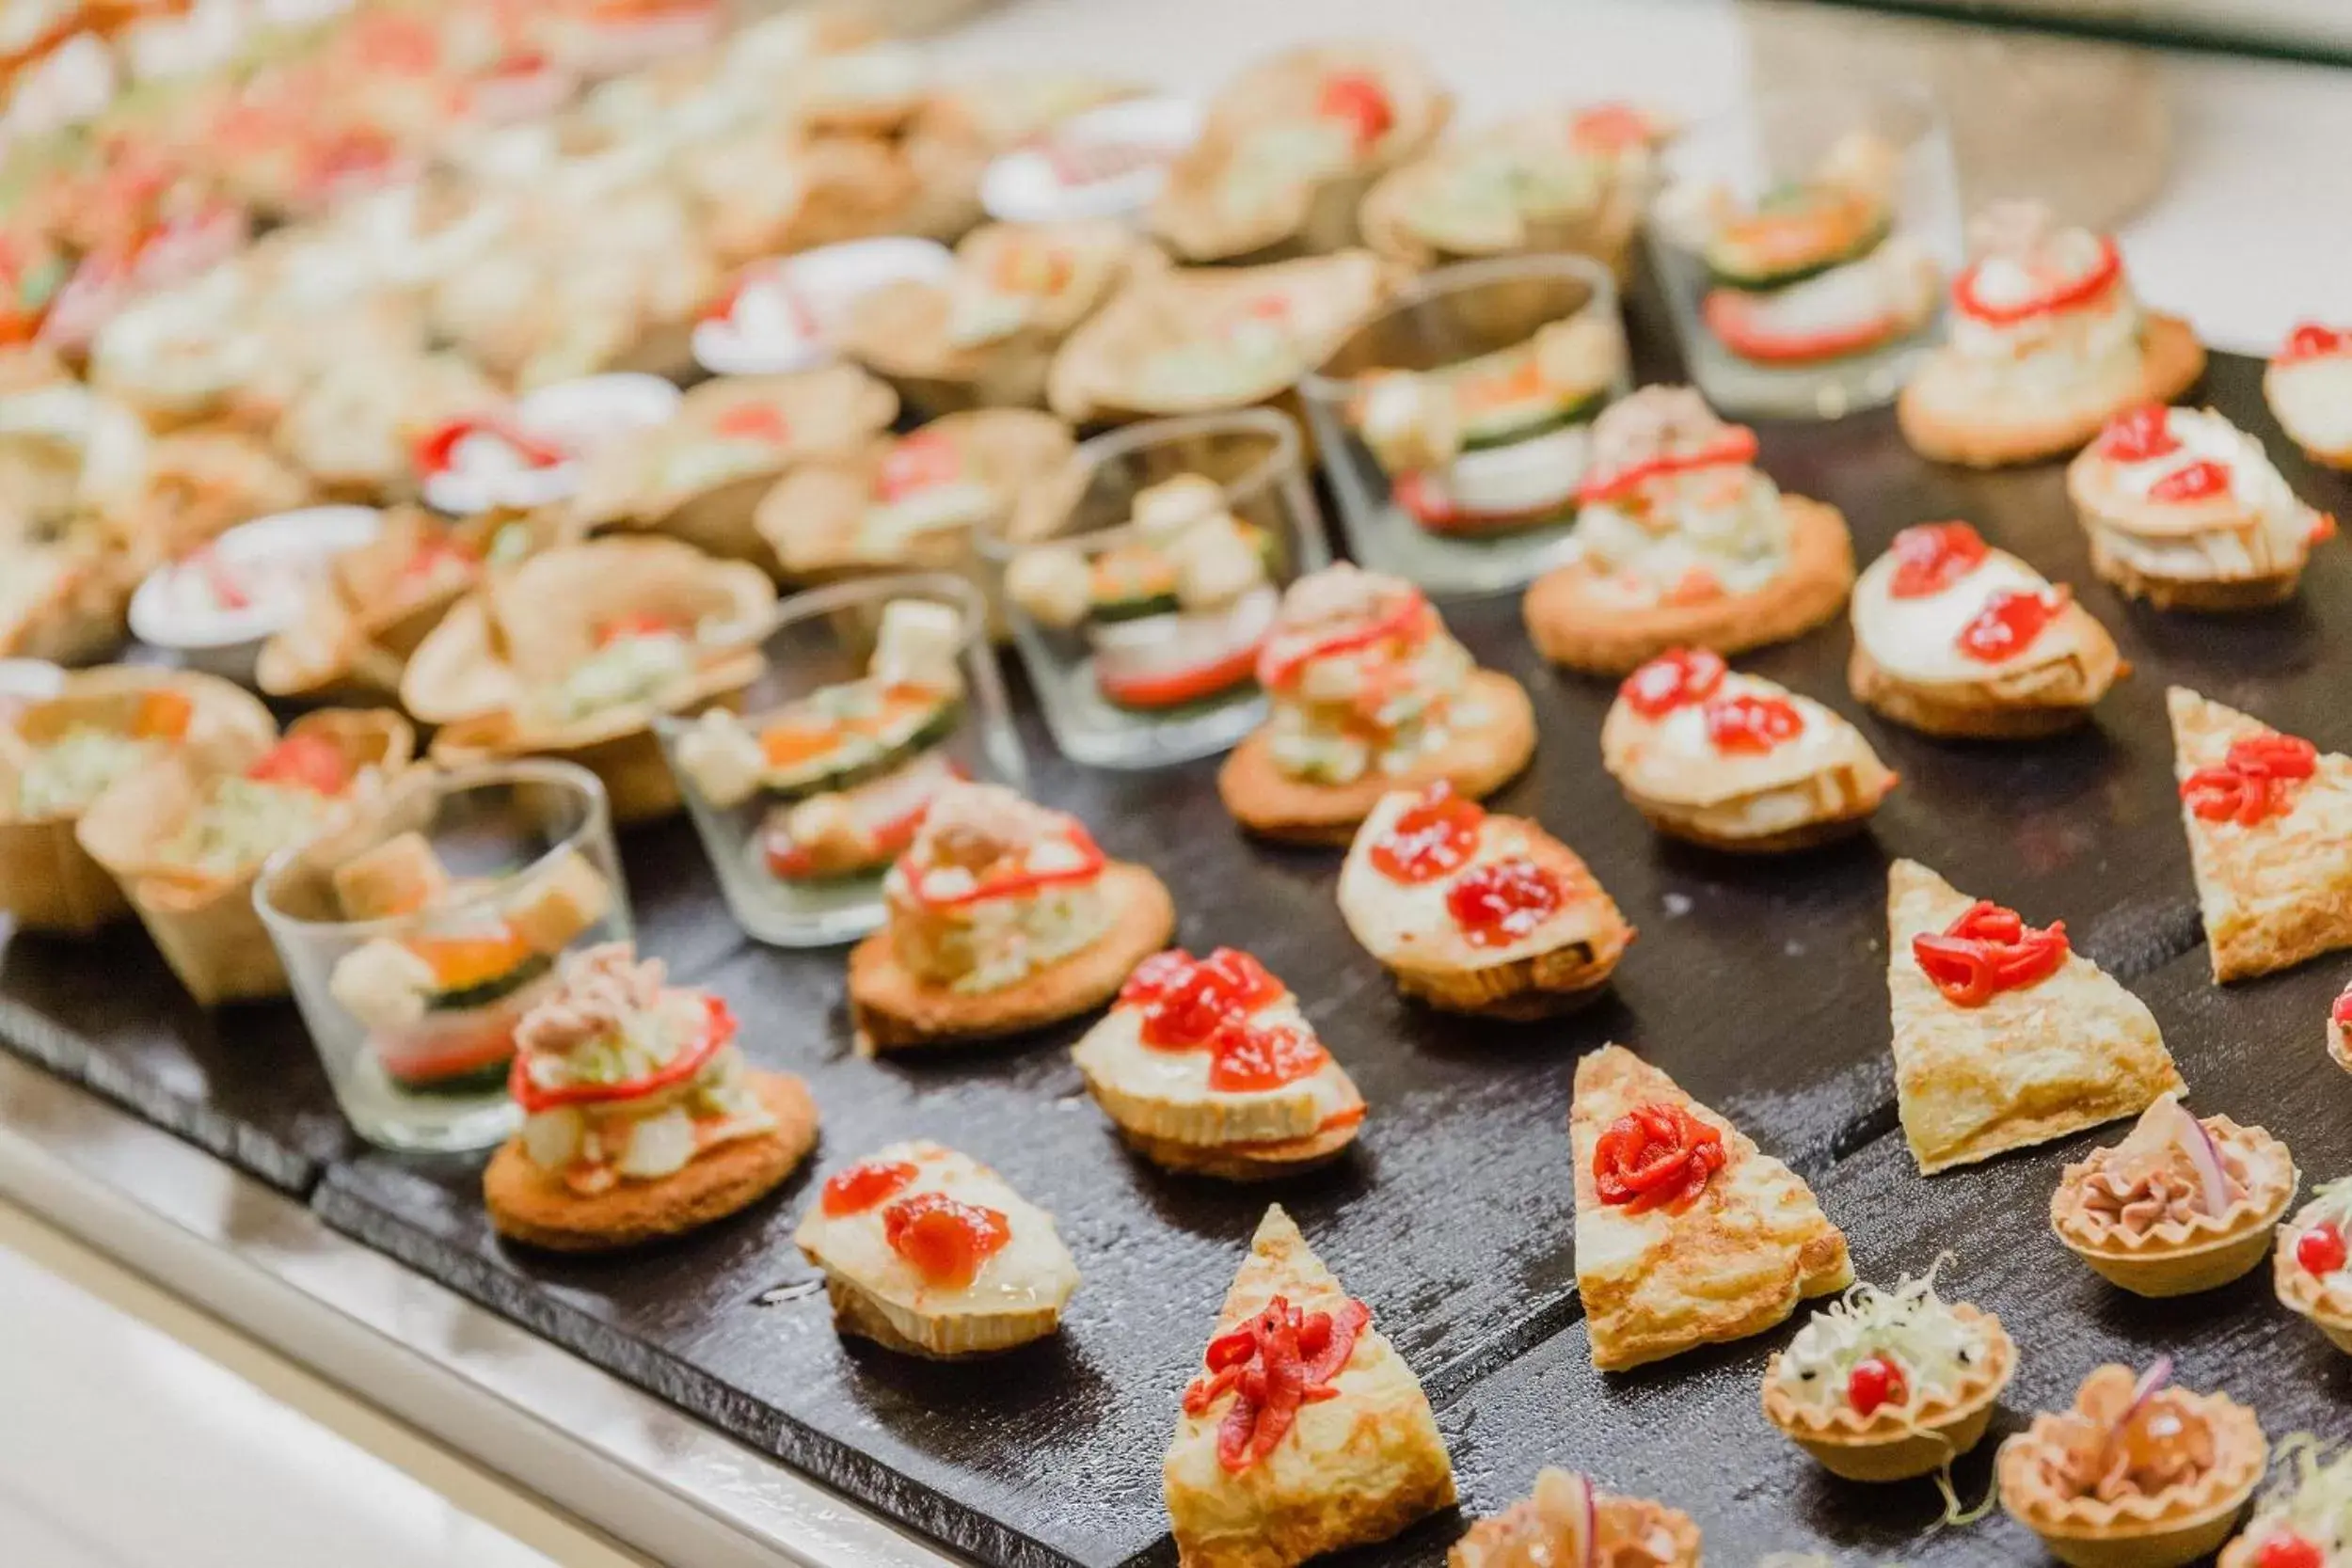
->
[2168,686,2352,982]
[1164,1205,1455,1568]
[1569,1044,1851,1370]
[1887,859,2183,1175]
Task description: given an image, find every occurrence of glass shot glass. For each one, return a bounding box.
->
[254,761,631,1154]
[1645,80,1963,420]
[981,408,1328,769]
[655,572,1025,947]
[1298,254,1629,596]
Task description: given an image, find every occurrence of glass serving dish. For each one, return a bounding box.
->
[981,408,1328,769]
[1645,81,1963,420]
[655,573,1024,947]
[253,761,630,1153]
[1297,254,1628,596]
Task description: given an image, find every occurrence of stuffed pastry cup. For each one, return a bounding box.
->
[1449,1468,1700,1568]
[847,782,1176,1051]
[1998,1361,2265,1568]
[0,667,274,934]
[1601,650,1896,852]
[756,410,1073,582]
[1219,566,1534,845]
[2067,405,2329,611]
[484,944,818,1252]
[1763,1266,2015,1482]
[1337,784,1631,1019]
[0,536,133,665]
[1522,387,1852,675]
[2051,1094,2296,1299]
[840,220,1152,416]
[568,367,898,565]
[1899,202,2204,468]
[402,536,776,824]
[2219,1442,2352,1567]
[1849,520,2125,737]
[1073,945,1364,1180]
[794,1139,1080,1357]
[274,349,501,503]
[2264,323,2352,470]
[77,710,415,1006]
[2274,1177,2352,1355]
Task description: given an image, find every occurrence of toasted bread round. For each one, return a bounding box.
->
[1389,926,1633,1020]
[1847,637,2127,739]
[1120,1119,1362,1182]
[848,863,1177,1051]
[1217,669,1535,846]
[2087,536,2304,611]
[1522,496,1854,675]
[485,1071,819,1252]
[1897,311,2205,468]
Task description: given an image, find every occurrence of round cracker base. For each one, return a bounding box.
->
[1632,800,1883,855]
[2088,537,2302,611]
[1522,496,1855,675]
[1387,917,1634,1019]
[848,863,1177,1051]
[1897,312,2205,468]
[485,1071,819,1252]
[1846,642,2107,739]
[1216,669,1536,845]
[1120,1121,1361,1182]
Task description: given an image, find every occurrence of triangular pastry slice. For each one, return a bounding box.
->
[1569,1045,1851,1371]
[1164,1205,1455,1568]
[1887,859,2183,1175]
[2169,686,2352,982]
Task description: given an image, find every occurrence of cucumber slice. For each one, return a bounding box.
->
[427,951,554,1014]
[1704,187,1890,292]
[1089,545,1180,623]
[767,689,961,800]
[387,1058,516,1098]
[1460,387,1607,451]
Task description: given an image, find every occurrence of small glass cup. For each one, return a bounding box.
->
[254,761,631,1154]
[1645,81,1963,420]
[981,408,1327,769]
[1298,254,1629,597]
[655,573,1025,948]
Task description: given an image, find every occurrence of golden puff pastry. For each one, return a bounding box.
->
[1887,859,2183,1176]
[1165,1205,1454,1568]
[1570,1044,1851,1371]
[2169,686,2352,984]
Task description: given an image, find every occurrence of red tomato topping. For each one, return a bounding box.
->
[1846,1355,1907,1418]
[1593,1102,1726,1213]
[1120,947,1287,1049]
[1911,899,2070,1008]
[2279,323,2352,366]
[1369,783,1485,884]
[1956,587,2069,664]
[1576,426,1759,507]
[1445,857,1564,949]
[1952,234,2121,327]
[246,733,354,795]
[876,431,961,502]
[2334,987,2352,1027]
[1619,648,1727,719]
[2296,1222,2346,1278]
[820,1160,918,1217]
[2148,459,2233,503]
[1886,522,1990,599]
[882,1192,1011,1290]
[1704,692,1804,755]
[2181,733,2320,828]
[714,404,791,442]
[2096,405,2178,465]
[2258,1535,2328,1568]
[1315,72,1393,150]
[1182,1294,1370,1473]
[1205,1020,1330,1093]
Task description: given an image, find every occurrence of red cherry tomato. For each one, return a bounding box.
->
[1315,72,1394,150]
[2097,404,2179,464]
[1618,648,1727,719]
[821,1160,918,1217]
[1846,1355,1907,1418]
[1886,521,1990,599]
[2297,1222,2347,1278]
[882,1192,1010,1290]
[1704,693,1804,755]
[2259,1535,2328,1568]
[2148,459,2233,503]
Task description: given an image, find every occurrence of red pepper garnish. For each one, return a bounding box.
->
[2181,733,2320,828]
[1886,522,1989,599]
[1315,72,1393,150]
[2096,405,2178,465]
[762,783,949,882]
[896,826,1107,911]
[1120,947,1287,1049]
[1618,648,1727,719]
[2296,1222,2346,1279]
[702,265,818,335]
[414,414,568,477]
[1369,782,1484,885]
[1911,900,2070,1007]
[1182,1295,1370,1473]
[1255,588,1431,691]
[246,733,354,796]
[714,403,792,443]
[1593,1101,1725,1213]
[596,612,677,646]
[1704,692,1804,755]
[1568,102,1655,155]
[400,535,480,581]
[821,1160,918,1217]
[2257,1534,2328,1568]
[2278,323,2352,366]
[1952,234,2121,327]
[1576,426,1759,507]
[2148,460,2233,504]
[882,1191,1010,1291]
[1205,1018,1329,1093]
[1956,587,2068,664]
[2333,987,2352,1028]
[509,994,737,1113]
[1847,1355,1907,1418]
[1446,857,1564,949]
[875,431,961,503]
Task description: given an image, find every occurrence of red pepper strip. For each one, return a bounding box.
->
[895,827,1107,911]
[1702,288,1912,366]
[2279,323,2352,366]
[1255,589,1431,691]
[510,993,737,1113]
[1592,1102,1725,1213]
[1097,641,1263,709]
[1182,1296,1370,1473]
[2181,733,2319,827]
[1576,427,1759,507]
[1910,900,2069,1007]
[1952,234,2122,327]
[413,413,568,477]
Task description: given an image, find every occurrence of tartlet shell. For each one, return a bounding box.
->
[2272,1196,2352,1354]
[2050,1117,2296,1298]
[1760,1303,2016,1482]
[1996,1385,2265,1568]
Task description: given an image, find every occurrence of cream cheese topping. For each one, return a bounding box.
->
[794,1141,1079,1317]
[2268,355,2352,457]
[1852,546,2063,685]
[1072,993,1355,1137]
[1337,792,1606,970]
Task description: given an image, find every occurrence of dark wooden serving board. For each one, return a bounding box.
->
[8,327,2351,1566]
